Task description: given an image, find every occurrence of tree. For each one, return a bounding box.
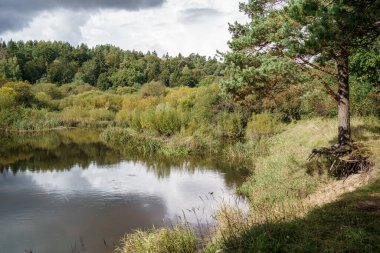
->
[226,0,380,145]
[47,59,78,84]
[0,57,22,81]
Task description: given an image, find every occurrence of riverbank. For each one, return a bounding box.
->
[115,117,380,253]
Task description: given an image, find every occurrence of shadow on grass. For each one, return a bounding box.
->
[220,180,380,253]
[351,124,380,142]
[327,123,380,145]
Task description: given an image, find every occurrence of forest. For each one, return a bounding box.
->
[0,0,380,252]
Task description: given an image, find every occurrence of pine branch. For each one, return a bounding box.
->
[298,58,337,78]
[298,65,340,102]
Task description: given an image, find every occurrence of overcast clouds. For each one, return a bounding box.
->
[0,0,247,56]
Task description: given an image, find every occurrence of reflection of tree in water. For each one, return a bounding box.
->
[0,130,121,174]
[119,152,250,187]
[0,130,248,187]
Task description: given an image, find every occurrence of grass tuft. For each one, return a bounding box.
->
[115,226,198,253]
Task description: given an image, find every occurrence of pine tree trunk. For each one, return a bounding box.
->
[336,55,351,145]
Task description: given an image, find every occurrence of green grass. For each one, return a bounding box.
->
[204,117,380,253]
[115,226,198,253]
[210,178,380,253]
[238,117,380,209]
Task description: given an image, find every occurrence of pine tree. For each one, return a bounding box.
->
[226,0,380,145]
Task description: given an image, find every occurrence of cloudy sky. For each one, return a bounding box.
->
[0,0,248,56]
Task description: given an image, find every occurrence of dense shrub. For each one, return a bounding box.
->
[32,83,63,99]
[60,106,115,125]
[4,81,34,106]
[13,108,61,130]
[216,111,244,138]
[0,87,17,109]
[58,83,95,96]
[59,91,122,111]
[246,112,284,139]
[350,78,380,117]
[140,81,166,97]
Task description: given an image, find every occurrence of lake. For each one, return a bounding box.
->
[0,130,247,253]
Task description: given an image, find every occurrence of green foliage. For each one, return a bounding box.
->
[97,72,112,90]
[115,86,138,95]
[12,108,61,130]
[0,87,17,109]
[0,108,22,129]
[32,83,63,99]
[350,39,380,85]
[0,40,224,90]
[216,111,244,138]
[246,112,284,138]
[214,180,380,253]
[224,0,380,123]
[350,77,380,117]
[140,81,166,97]
[47,59,78,84]
[0,56,22,81]
[58,83,94,96]
[4,81,34,106]
[59,90,122,111]
[110,68,144,87]
[115,226,198,253]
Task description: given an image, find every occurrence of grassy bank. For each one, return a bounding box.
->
[204,117,380,252]
[207,178,380,253]
[238,117,378,208]
[115,117,380,253]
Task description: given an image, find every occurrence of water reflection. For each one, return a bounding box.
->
[0,130,249,185]
[0,130,247,253]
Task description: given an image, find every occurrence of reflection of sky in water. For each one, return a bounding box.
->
[0,161,241,253]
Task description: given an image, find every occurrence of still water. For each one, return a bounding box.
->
[0,130,247,253]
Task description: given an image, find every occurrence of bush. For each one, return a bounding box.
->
[350,78,380,117]
[34,91,56,109]
[140,81,166,97]
[60,106,114,125]
[246,112,283,139]
[126,104,182,136]
[59,91,122,111]
[88,108,115,121]
[4,81,34,106]
[60,106,89,125]
[216,111,244,138]
[300,89,336,117]
[164,86,195,107]
[31,83,63,99]
[0,108,21,129]
[0,87,17,109]
[150,103,182,136]
[121,95,160,111]
[13,108,61,130]
[116,86,138,95]
[115,226,198,253]
[58,83,94,96]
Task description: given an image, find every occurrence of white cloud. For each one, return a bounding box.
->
[1,0,248,56]
[1,9,90,45]
[25,161,242,222]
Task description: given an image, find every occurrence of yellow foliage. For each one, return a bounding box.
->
[164,86,195,107]
[0,87,17,109]
[246,112,284,138]
[121,95,160,111]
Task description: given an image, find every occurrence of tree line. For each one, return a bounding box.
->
[0,40,223,89]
